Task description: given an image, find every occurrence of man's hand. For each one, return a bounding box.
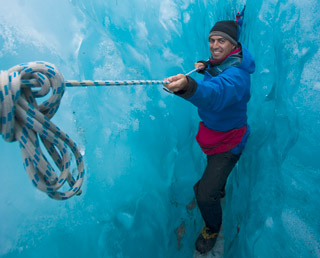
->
[163,74,188,92]
[195,62,206,70]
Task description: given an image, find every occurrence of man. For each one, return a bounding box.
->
[163,20,255,254]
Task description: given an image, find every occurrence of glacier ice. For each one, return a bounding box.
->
[0,0,320,257]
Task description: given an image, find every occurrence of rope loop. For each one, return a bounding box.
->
[0,61,84,200]
[0,70,20,141]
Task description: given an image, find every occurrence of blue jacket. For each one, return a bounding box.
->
[176,44,255,154]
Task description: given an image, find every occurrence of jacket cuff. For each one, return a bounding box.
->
[174,76,197,99]
[196,60,209,67]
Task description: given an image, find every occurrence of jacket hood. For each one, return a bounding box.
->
[238,43,255,74]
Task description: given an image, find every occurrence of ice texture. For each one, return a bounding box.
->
[0,0,320,257]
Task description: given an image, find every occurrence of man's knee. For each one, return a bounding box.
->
[194,180,221,204]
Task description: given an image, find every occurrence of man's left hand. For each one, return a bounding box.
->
[163,74,188,92]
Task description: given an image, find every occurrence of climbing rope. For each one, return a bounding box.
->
[0,61,182,200]
[22,78,169,88]
[0,61,86,200]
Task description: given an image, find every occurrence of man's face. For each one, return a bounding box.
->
[209,36,236,60]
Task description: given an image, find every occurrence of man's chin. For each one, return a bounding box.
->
[212,54,223,60]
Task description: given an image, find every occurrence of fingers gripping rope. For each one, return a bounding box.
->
[0,61,84,200]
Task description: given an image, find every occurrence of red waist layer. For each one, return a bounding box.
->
[196,122,247,155]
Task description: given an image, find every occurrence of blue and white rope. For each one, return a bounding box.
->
[22,78,169,88]
[0,61,84,200]
[1,61,197,200]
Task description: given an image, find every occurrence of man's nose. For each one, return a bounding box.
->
[212,41,219,49]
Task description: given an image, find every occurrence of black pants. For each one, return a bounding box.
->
[193,152,240,233]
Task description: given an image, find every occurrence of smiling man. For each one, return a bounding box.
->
[164,20,255,254]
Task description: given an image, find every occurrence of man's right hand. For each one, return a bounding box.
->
[163,74,188,92]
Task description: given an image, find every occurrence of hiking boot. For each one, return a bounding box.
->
[195,226,218,254]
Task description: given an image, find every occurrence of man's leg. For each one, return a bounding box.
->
[193,151,240,253]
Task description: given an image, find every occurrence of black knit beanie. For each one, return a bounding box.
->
[209,20,238,45]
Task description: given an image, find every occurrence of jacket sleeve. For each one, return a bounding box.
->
[176,67,250,112]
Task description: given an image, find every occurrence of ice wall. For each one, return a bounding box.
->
[224,0,320,257]
[0,0,320,258]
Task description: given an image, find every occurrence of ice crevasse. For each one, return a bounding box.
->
[0,0,319,257]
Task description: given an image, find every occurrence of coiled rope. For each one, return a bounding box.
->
[1,62,84,200]
[0,61,172,200]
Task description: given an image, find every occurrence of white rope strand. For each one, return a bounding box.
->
[21,79,169,88]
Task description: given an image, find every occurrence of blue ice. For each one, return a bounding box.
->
[0,0,320,257]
